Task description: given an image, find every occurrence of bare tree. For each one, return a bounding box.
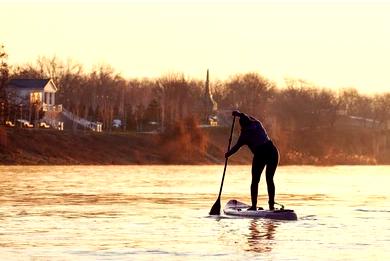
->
[373,93,390,128]
[158,73,202,129]
[0,44,9,124]
[221,73,276,119]
[271,79,339,130]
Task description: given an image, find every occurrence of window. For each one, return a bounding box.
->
[30,92,42,104]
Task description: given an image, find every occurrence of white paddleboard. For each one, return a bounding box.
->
[223,199,298,220]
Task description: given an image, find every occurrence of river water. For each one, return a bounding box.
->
[0,165,389,260]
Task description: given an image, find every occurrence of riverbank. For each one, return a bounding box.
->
[0,126,388,165]
[0,127,231,165]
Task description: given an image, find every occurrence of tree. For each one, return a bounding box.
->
[0,44,9,124]
[373,93,390,128]
[221,73,276,119]
[271,79,338,130]
[338,88,372,118]
[158,73,203,129]
[144,98,161,125]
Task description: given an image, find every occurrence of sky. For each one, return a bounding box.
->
[1,0,390,94]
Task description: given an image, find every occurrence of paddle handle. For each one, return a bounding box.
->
[217,115,236,199]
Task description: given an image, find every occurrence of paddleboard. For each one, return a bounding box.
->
[223,199,298,220]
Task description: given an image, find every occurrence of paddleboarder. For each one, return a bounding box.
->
[225,110,279,211]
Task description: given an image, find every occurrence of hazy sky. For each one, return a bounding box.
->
[1,0,390,94]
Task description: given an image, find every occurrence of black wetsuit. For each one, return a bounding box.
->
[226,113,279,209]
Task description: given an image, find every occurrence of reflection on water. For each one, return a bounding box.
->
[0,165,389,260]
[215,217,278,255]
[246,220,277,253]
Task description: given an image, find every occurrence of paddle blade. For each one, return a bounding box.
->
[209,199,221,215]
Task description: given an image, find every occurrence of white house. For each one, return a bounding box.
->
[7,78,61,112]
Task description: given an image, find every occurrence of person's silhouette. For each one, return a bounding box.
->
[225,110,279,210]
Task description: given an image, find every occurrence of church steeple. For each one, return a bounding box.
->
[206,69,210,95]
[203,69,218,125]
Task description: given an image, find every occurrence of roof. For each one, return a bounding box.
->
[8,79,52,89]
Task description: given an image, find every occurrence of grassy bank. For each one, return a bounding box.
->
[0,126,388,165]
[0,127,228,165]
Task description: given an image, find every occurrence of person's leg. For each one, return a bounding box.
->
[265,143,279,210]
[250,153,265,210]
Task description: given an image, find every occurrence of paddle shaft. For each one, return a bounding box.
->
[216,115,236,199]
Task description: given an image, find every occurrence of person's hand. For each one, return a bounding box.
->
[232,110,241,117]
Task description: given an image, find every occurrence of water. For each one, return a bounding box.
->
[0,165,389,260]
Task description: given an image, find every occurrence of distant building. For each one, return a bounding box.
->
[5,78,63,128]
[5,78,103,131]
[202,69,218,125]
[7,78,61,112]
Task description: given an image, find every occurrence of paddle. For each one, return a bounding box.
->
[209,115,236,215]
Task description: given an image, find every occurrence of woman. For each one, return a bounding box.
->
[225,110,279,210]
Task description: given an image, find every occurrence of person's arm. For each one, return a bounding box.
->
[225,134,244,158]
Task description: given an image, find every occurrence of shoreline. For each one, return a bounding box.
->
[0,127,387,165]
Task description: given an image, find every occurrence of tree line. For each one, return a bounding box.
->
[1,47,390,135]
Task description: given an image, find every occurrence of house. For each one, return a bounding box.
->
[5,78,63,127]
[7,78,61,112]
[5,78,102,131]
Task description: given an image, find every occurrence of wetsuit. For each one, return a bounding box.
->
[226,113,279,209]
